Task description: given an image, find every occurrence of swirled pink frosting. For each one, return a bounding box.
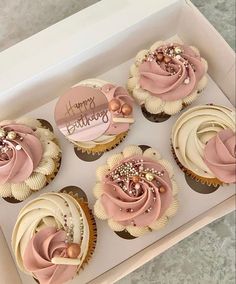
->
[0,122,43,184]
[101,84,134,135]
[139,43,205,101]
[101,155,173,227]
[23,227,78,284]
[204,129,236,183]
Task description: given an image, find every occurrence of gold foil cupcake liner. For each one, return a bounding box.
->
[74,131,128,155]
[61,189,97,270]
[171,144,223,187]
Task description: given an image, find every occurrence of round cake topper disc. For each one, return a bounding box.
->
[55,86,112,142]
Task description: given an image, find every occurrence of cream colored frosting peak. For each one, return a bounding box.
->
[172,105,235,180]
[12,192,90,279]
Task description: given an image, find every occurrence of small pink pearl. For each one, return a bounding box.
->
[135,183,140,190]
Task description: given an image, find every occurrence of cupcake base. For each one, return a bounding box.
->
[141,106,171,123]
[171,144,222,193]
[115,230,137,240]
[141,101,191,123]
[60,186,97,269]
[185,173,220,194]
[74,148,104,162]
[73,131,128,161]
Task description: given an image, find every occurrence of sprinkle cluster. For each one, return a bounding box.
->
[144,43,195,84]
[0,128,23,155]
[106,158,167,224]
[60,199,84,244]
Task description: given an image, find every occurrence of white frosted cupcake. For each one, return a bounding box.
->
[12,191,96,284]
[172,105,236,186]
[0,118,61,201]
[93,145,179,237]
[127,41,208,117]
[55,78,134,154]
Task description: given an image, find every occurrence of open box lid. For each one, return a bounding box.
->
[0,0,235,121]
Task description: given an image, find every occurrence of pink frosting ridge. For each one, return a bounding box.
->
[101,84,134,135]
[204,129,236,183]
[0,122,43,184]
[23,227,78,284]
[139,43,205,101]
[101,155,173,227]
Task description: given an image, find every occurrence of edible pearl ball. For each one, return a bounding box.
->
[132,175,140,183]
[164,56,171,64]
[6,131,17,140]
[145,172,154,181]
[121,103,133,116]
[174,47,182,54]
[134,183,141,190]
[67,243,81,259]
[109,99,121,112]
[159,186,166,193]
[0,128,6,138]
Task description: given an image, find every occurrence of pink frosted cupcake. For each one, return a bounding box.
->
[127,41,208,118]
[0,117,61,201]
[93,145,179,237]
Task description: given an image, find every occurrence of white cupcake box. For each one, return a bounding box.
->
[0,1,235,283]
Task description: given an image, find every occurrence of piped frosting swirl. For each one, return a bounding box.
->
[128,41,208,115]
[204,129,236,183]
[23,227,78,284]
[0,122,43,184]
[139,43,205,101]
[0,118,61,201]
[172,105,236,183]
[12,192,91,284]
[94,145,178,237]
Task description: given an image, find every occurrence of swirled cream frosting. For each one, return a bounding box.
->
[127,41,208,115]
[172,105,236,183]
[0,118,61,200]
[93,145,178,237]
[12,192,91,284]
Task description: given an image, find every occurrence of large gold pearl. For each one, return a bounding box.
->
[109,99,121,112]
[164,56,171,64]
[132,175,140,183]
[121,103,133,116]
[145,172,154,181]
[0,128,6,138]
[6,131,17,140]
[67,243,81,259]
[159,186,166,193]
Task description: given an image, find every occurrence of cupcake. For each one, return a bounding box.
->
[93,145,179,238]
[12,191,96,284]
[172,105,236,187]
[127,41,208,117]
[54,79,134,155]
[0,117,61,201]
